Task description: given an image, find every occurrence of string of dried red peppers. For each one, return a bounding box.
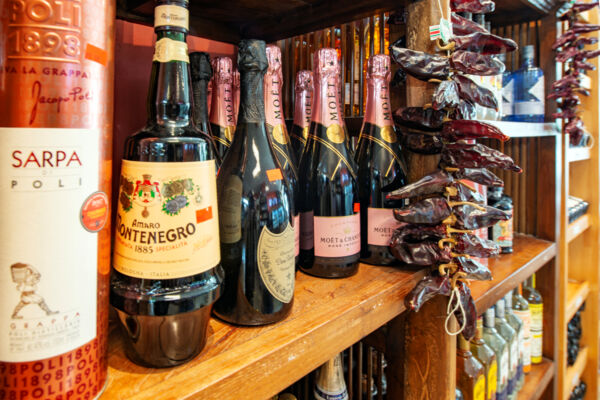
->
[549,1,600,147]
[389,0,522,339]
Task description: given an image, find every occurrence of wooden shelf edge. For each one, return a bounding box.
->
[567,214,591,243]
[568,146,592,163]
[518,358,555,400]
[565,346,589,398]
[565,280,590,323]
[472,235,556,314]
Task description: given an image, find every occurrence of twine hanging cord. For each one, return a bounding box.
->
[445,286,467,336]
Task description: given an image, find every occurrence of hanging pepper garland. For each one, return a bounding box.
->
[549,1,600,147]
[388,0,521,339]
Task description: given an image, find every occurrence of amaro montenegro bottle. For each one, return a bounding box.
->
[0,0,114,398]
[110,0,223,367]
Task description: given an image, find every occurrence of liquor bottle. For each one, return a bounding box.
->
[356,54,407,266]
[471,317,498,400]
[512,286,532,374]
[513,45,545,122]
[210,56,236,158]
[298,48,361,278]
[0,0,113,397]
[504,293,524,390]
[111,0,223,367]
[494,300,518,399]
[314,354,349,400]
[523,274,543,364]
[498,53,515,122]
[483,308,509,400]
[487,187,513,253]
[264,44,300,265]
[290,70,314,162]
[214,39,295,325]
[457,334,486,400]
[190,52,220,166]
[233,68,241,125]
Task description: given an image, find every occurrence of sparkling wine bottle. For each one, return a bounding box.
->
[314,354,349,400]
[356,54,407,266]
[0,0,114,396]
[190,52,218,155]
[264,44,300,265]
[210,56,236,158]
[111,0,223,367]
[233,68,240,125]
[290,70,314,161]
[214,39,295,325]
[298,48,361,278]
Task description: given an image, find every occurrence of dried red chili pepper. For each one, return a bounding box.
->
[456,257,492,281]
[450,0,495,13]
[387,170,453,200]
[552,74,580,91]
[452,100,477,120]
[557,46,579,62]
[442,120,510,142]
[451,12,488,36]
[559,95,581,109]
[453,184,485,203]
[452,203,512,230]
[573,36,599,47]
[453,32,518,55]
[390,47,451,81]
[547,88,574,100]
[393,197,452,225]
[570,22,600,34]
[442,143,522,172]
[572,1,599,13]
[452,233,501,257]
[574,59,596,71]
[399,130,444,155]
[553,30,577,50]
[451,51,505,76]
[454,74,499,110]
[405,275,452,312]
[454,168,504,187]
[577,49,600,60]
[393,223,448,243]
[390,240,453,266]
[433,80,460,110]
[393,107,445,131]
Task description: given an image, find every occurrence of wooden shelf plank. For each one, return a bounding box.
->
[104,264,426,400]
[568,146,592,163]
[565,346,589,398]
[567,214,591,243]
[566,280,590,323]
[485,122,560,138]
[517,358,555,400]
[471,234,556,314]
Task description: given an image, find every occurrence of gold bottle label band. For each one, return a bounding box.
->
[272,124,289,145]
[153,38,190,63]
[154,5,189,30]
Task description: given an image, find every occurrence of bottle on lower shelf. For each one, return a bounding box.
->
[314,353,349,400]
[523,274,544,365]
[471,317,498,400]
[457,333,486,400]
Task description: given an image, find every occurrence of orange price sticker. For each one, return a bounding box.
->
[85,44,108,66]
[196,206,213,223]
[353,203,360,213]
[266,168,283,182]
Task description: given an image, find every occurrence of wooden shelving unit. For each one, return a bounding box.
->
[565,280,589,322]
[566,214,591,243]
[517,358,555,400]
[564,346,589,399]
[567,146,592,163]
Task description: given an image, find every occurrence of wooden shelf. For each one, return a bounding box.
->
[517,358,555,400]
[104,264,426,400]
[565,346,589,398]
[485,122,560,138]
[471,234,556,314]
[568,146,592,163]
[566,280,590,323]
[567,214,591,243]
[117,0,559,44]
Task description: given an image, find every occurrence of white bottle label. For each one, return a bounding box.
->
[502,78,515,116]
[514,309,531,367]
[501,349,509,386]
[0,128,99,362]
[510,339,518,373]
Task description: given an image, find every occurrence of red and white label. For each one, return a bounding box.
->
[367,207,398,246]
[314,213,360,257]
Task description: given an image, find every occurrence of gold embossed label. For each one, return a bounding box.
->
[380,126,397,143]
[326,124,345,144]
[223,125,235,142]
[114,160,220,279]
[153,38,189,63]
[272,124,289,145]
[257,223,295,303]
[219,175,243,244]
[302,126,309,140]
[154,5,189,30]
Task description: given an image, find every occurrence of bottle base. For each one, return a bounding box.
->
[300,253,360,279]
[114,306,212,368]
[360,245,399,266]
[213,299,294,326]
